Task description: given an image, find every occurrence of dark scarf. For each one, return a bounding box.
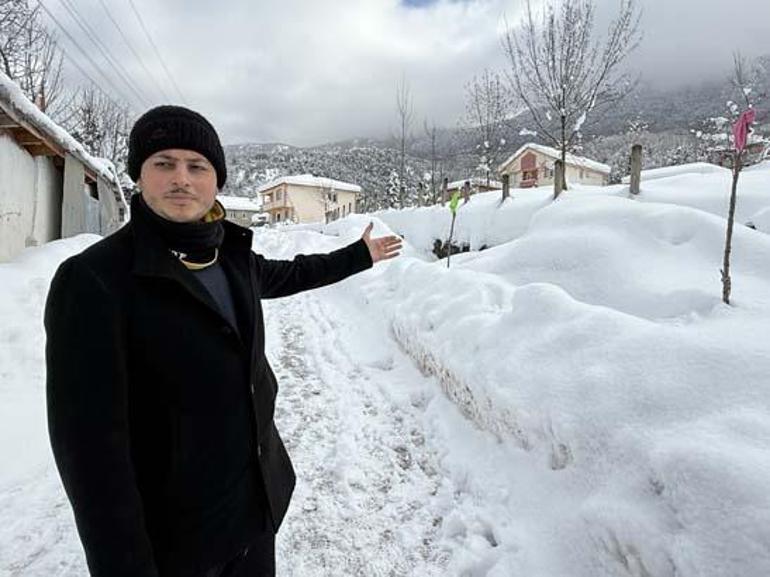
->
[132,193,225,269]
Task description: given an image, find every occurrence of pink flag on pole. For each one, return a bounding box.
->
[733,108,756,153]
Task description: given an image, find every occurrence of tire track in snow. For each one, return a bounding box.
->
[268,292,453,577]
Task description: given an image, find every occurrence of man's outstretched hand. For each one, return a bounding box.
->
[361,222,403,263]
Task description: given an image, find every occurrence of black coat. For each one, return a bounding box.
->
[44,202,373,577]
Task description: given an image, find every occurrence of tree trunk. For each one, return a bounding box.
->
[554,160,564,200]
[559,115,568,195]
[442,177,449,205]
[721,152,742,305]
[629,144,642,195]
[502,174,510,201]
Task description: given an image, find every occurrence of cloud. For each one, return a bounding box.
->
[45,0,770,146]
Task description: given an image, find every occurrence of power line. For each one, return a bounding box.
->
[126,0,188,105]
[55,0,149,110]
[95,0,172,103]
[36,0,140,108]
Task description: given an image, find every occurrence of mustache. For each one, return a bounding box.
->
[165,188,193,196]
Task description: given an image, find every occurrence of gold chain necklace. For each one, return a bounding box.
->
[171,248,219,270]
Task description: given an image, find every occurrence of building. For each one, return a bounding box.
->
[708,138,769,169]
[498,143,610,189]
[445,177,502,199]
[257,174,361,224]
[216,194,262,228]
[0,71,127,262]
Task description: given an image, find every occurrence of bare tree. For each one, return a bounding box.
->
[66,85,131,172]
[395,76,414,208]
[424,118,441,205]
[721,52,760,305]
[464,69,515,188]
[0,1,66,115]
[502,0,641,197]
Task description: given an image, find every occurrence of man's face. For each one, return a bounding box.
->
[138,149,218,223]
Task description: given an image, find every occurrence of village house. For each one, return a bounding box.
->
[216,194,263,228]
[0,71,127,262]
[708,137,769,169]
[498,142,611,189]
[445,177,502,200]
[257,174,361,225]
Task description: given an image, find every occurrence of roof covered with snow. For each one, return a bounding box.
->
[0,70,119,187]
[217,194,261,211]
[499,142,611,175]
[257,174,362,194]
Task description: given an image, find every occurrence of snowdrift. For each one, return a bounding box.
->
[283,167,770,576]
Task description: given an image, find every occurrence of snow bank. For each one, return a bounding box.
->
[620,162,729,184]
[0,235,100,492]
[360,161,770,260]
[267,172,770,575]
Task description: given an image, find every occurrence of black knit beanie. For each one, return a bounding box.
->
[127,105,227,189]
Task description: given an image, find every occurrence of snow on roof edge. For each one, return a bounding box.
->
[0,70,120,188]
[257,174,362,193]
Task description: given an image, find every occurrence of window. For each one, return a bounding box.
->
[276,190,282,201]
[276,213,281,222]
[349,202,352,214]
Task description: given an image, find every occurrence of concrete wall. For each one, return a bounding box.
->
[286,184,325,223]
[61,153,86,238]
[0,133,62,262]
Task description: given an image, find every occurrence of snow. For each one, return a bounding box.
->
[3,161,770,575]
[0,71,119,186]
[256,174,362,194]
[499,142,612,175]
[621,162,729,184]
[574,111,587,133]
[216,194,262,211]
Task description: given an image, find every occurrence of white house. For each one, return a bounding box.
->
[257,174,361,224]
[216,194,262,228]
[498,142,611,189]
[0,71,127,262]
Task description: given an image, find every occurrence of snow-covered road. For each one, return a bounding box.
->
[268,291,450,576]
[1,258,513,576]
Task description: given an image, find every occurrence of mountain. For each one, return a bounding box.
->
[223,56,769,203]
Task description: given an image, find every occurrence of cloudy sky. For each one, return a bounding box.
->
[44,0,770,146]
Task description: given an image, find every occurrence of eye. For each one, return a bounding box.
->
[190,164,208,172]
[154,161,171,168]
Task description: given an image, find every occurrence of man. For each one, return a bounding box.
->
[44,105,402,577]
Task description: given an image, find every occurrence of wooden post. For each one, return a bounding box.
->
[502,174,510,200]
[553,160,564,200]
[418,181,424,207]
[442,177,449,205]
[462,180,471,204]
[629,144,642,195]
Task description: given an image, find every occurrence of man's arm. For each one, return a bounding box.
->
[254,238,373,300]
[255,224,403,300]
[45,258,159,577]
